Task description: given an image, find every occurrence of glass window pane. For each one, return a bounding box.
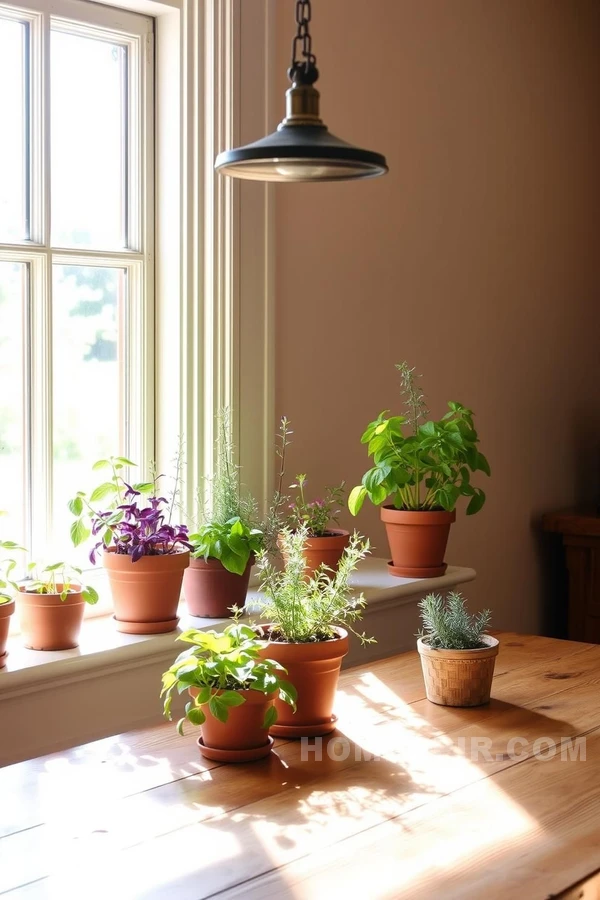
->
[52,264,125,559]
[0,19,28,242]
[0,261,27,547]
[51,30,127,249]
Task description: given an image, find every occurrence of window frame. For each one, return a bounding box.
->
[0,0,155,568]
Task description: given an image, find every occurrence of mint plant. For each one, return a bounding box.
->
[349,362,490,516]
[286,474,346,537]
[257,526,374,644]
[417,591,491,650]
[161,617,296,733]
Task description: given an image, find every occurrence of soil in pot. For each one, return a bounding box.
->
[0,599,15,667]
[417,635,499,707]
[258,627,349,737]
[278,530,350,578]
[189,687,274,762]
[381,507,456,578]
[18,586,85,651]
[184,556,254,618]
[104,549,190,634]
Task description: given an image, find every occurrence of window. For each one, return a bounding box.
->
[0,0,154,566]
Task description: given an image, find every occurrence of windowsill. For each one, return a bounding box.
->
[0,558,475,697]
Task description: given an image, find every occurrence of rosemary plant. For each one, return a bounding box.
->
[257,526,374,644]
[417,591,491,650]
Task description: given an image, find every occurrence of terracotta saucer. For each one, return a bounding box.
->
[269,715,338,739]
[196,736,274,763]
[112,616,179,635]
[387,561,447,579]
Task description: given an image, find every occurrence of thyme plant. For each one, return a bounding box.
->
[417,591,491,650]
[257,526,374,644]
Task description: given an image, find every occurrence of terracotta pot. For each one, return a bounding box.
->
[104,549,190,634]
[259,627,348,737]
[0,599,15,667]
[18,585,85,651]
[417,635,499,707]
[189,687,274,762]
[278,530,350,578]
[184,555,254,618]
[381,507,456,578]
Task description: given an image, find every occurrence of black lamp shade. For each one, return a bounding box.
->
[215,124,388,183]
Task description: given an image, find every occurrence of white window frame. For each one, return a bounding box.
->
[3,0,275,625]
[0,0,155,561]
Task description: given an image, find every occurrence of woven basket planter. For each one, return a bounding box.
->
[417,635,499,707]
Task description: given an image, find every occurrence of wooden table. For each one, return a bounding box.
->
[2,633,600,899]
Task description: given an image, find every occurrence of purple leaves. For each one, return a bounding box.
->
[89,493,192,564]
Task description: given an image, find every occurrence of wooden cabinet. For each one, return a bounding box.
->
[543,510,600,643]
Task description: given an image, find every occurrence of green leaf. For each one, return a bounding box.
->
[68,496,83,517]
[90,482,118,503]
[262,705,278,730]
[193,685,211,705]
[348,485,367,516]
[186,706,206,726]
[209,695,229,723]
[70,519,91,548]
[176,717,186,736]
[83,586,99,605]
[114,457,136,466]
[92,459,111,471]
[476,452,491,476]
[466,490,486,516]
[133,482,155,494]
[219,690,246,708]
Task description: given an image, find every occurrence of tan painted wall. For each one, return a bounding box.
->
[272,0,600,633]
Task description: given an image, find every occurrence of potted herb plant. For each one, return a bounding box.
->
[266,417,349,576]
[255,526,373,737]
[69,456,191,634]
[161,617,296,762]
[349,362,490,577]
[186,409,264,618]
[417,591,498,707]
[17,562,98,651]
[0,530,24,666]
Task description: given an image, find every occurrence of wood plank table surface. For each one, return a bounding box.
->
[2,632,600,899]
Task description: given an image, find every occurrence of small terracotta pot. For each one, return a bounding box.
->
[0,599,15,667]
[259,627,348,737]
[381,507,456,578]
[104,549,190,634]
[278,530,350,578]
[417,635,499,707]
[189,687,274,762]
[18,585,85,651]
[184,555,254,618]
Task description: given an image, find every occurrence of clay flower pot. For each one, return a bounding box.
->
[259,627,348,737]
[18,585,85,651]
[0,599,15,667]
[184,556,254,618]
[104,549,190,634]
[189,687,274,762]
[278,530,350,578]
[417,635,499,707]
[381,507,456,578]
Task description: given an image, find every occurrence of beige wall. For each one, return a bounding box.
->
[272,0,600,634]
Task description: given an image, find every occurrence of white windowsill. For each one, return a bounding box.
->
[0,559,475,698]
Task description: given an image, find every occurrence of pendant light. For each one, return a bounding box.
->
[215,0,388,183]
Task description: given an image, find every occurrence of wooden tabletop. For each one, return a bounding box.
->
[2,633,600,899]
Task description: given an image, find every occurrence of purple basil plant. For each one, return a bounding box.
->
[69,456,192,564]
[90,485,192,564]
